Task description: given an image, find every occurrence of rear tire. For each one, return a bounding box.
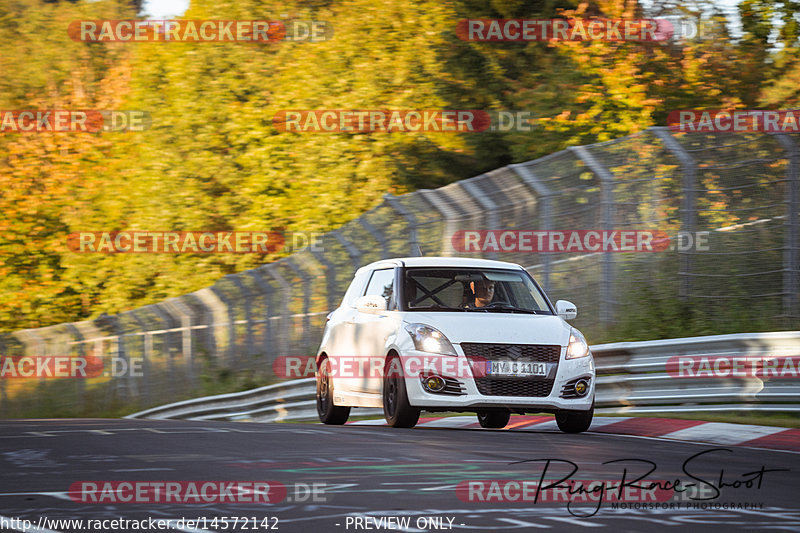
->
[316,356,350,425]
[555,399,593,433]
[477,409,511,429]
[383,354,420,428]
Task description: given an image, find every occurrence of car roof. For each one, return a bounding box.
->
[357,256,527,273]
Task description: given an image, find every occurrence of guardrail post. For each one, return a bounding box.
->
[653,128,698,300]
[460,176,500,260]
[572,146,616,325]
[775,134,799,324]
[510,163,553,290]
[383,193,422,256]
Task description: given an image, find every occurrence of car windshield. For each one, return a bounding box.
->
[403,267,552,313]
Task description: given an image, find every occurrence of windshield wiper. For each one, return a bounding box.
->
[470,305,548,314]
[410,304,466,312]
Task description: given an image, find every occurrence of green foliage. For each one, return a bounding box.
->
[0,0,795,335]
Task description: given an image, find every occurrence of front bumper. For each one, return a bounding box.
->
[401,347,595,412]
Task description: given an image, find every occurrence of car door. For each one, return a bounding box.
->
[323,269,369,384]
[352,268,397,393]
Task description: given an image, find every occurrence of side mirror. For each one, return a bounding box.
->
[556,300,577,320]
[355,294,387,314]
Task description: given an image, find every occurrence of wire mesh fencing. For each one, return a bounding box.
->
[1,128,797,416]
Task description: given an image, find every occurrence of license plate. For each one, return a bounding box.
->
[486,360,547,377]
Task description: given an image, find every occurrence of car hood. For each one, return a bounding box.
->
[403,312,573,346]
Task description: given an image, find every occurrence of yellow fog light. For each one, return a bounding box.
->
[574,379,589,397]
[422,375,446,393]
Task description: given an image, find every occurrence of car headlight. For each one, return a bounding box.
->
[565,328,590,359]
[404,323,457,356]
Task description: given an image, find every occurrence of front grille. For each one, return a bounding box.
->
[461,343,561,397]
[441,377,466,396]
[461,343,561,363]
[475,378,555,397]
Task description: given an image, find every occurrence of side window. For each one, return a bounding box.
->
[342,270,371,308]
[364,268,395,309]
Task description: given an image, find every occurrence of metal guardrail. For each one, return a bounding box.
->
[127,331,800,421]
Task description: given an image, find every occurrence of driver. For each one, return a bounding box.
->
[468,279,495,308]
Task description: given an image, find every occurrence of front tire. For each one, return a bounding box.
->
[316,356,350,425]
[383,354,420,428]
[555,399,594,433]
[477,409,511,429]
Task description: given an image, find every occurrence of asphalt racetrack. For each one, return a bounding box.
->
[0,418,798,532]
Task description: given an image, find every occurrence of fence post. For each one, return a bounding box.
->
[227,275,255,361]
[310,241,338,313]
[653,127,697,300]
[105,315,129,402]
[359,217,390,259]
[194,287,228,364]
[266,265,291,357]
[572,146,616,324]
[129,311,153,403]
[383,193,422,256]
[510,163,554,290]
[65,323,86,407]
[417,189,456,256]
[461,176,500,260]
[775,134,799,323]
[0,335,7,416]
[162,297,197,384]
[285,257,313,355]
[332,229,363,272]
[245,268,276,359]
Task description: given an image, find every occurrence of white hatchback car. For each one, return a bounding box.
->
[315,257,595,432]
